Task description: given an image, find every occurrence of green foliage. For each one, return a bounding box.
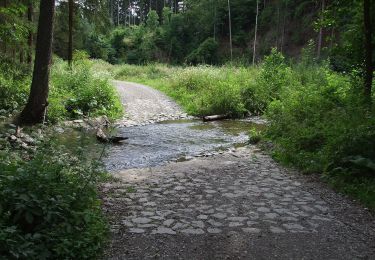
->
[248,127,262,144]
[0,142,108,259]
[49,57,123,122]
[186,38,219,65]
[242,49,293,114]
[0,2,29,48]
[0,55,122,122]
[0,57,30,113]
[114,64,255,117]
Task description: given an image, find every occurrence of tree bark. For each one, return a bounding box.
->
[253,0,259,65]
[68,0,73,67]
[364,0,373,101]
[317,0,325,59]
[18,0,55,125]
[228,0,233,61]
[27,0,33,66]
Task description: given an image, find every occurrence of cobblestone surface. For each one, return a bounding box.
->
[102,148,375,259]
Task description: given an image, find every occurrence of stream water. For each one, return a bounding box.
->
[104,119,264,172]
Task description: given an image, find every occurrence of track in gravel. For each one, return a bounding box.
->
[102,81,375,259]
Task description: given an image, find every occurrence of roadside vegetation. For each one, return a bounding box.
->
[0,54,123,123]
[0,53,121,258]
[0,133,108,258]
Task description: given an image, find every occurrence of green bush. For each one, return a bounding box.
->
[0,142,108,259]
[49,58,123,122]
[186,38,219,65]
[0,57,30,114]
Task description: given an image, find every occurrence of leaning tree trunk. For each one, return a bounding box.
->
[253,0,259,65]
[364,0,373,102]
[27,0,33,66]
[68,0,73,67]
[228,0,233,61]
[317,0,325,59]
[18,0,55,125]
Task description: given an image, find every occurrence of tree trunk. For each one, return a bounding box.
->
[364,0,373,101]
[27,0,33,66]
[228,0,233,61]
[18,0,55,125]
[68,0,73,67]
[252,0,259,65]
[317,0,325,59]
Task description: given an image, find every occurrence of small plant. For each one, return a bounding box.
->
[248,128,262,144]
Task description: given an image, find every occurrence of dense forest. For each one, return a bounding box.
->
[0,0,374,258]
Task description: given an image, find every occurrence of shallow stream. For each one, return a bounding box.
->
[104,119,264,171]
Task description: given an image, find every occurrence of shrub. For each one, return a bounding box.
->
[0,141,108,259]
[186,38,219,65]
[0,57,30,114]
[49,58,123,122]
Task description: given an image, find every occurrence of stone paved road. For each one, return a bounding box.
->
[102,147,375,259]
[103,82,375,259]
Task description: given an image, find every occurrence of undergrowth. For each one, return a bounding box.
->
[0,132,109,259]
[0,53,123,123]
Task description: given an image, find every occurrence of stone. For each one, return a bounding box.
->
[264,213,278,219]
[270,226,285,233]
[129,228,145,234]
[257,207,271,213]
[212,213,227,219]
[163,219,175,227]
[152,227,176,235]
[282,223,305,231]
[227,217,248,222]
[208,219,223,227]
[197,214,208,220]
[207,228,222,234]
[181,228,205,235]
[192,221,205,228]
[229,222,244,227]
[242,228,261,234]
[132,217,152,224]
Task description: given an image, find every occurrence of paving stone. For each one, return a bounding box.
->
[132,217,152,224]
[282,223,305,231]
[264,213,279,219]
[257,207,271,213]
[207,228,222,234]
[227,217,248,222]
[212,213,227,219]
[208,219,223,227]
[129,228,145,234]
[229,222,244,227]
[163,219,175,227]
[270,226,285,233]
[181,228,205,235]
[197,214,208,220]
[192,221,205,228]
[152,227,176,235]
